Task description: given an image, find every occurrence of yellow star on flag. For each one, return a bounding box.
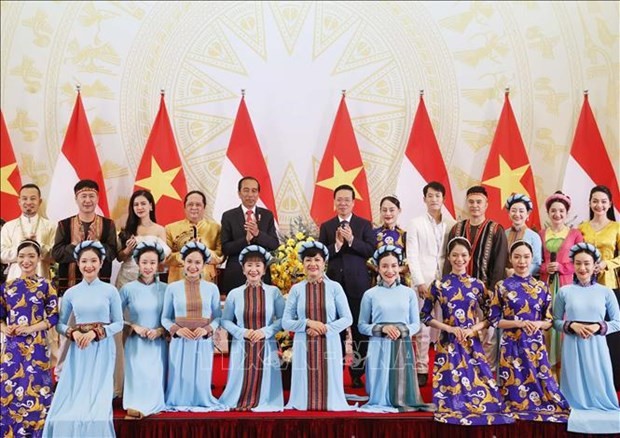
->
[0,162,19,196]
[134,157,182,203]
[482,156,530,205]
[315,158,364,200]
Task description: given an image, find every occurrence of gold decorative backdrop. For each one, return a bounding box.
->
[1,1,618,231]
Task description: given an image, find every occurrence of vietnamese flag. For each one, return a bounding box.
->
[1,110,23,221]
[47,90,109,222]
[134,93,188,226]
[562,92,620,223]
[310,95,371,226]
[481,90,541,230]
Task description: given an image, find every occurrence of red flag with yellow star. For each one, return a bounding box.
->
[1,110,23,221]
[310,96,371,226]
[481,91,541,229]
[134,94,188,225]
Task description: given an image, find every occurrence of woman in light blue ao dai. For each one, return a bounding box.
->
[43,241,122,438]
[219,245,285,411]
[282,241,354,411]
[359,245,435,413]
[119,241,167,419]
[553,243,620,434]
[161,241,224,412]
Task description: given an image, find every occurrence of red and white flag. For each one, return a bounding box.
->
[481,91,541,230]
[47,90,109,222]
[134,93,188,226]
[310,95,372,226]
[562,92,620,223]
[395,93,455,227]
[212,95,278,223]
[1,110,23,221]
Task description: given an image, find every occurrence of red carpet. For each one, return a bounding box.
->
[112,350,620,437]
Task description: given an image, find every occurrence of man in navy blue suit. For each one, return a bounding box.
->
[319,184,375,388]
[220,176,279,294]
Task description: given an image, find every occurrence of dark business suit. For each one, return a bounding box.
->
[319,214,375,378]
[220,206,279,294]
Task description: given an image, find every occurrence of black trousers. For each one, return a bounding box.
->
[340,296,368,379]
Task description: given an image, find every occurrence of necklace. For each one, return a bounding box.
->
[19,215,41,240]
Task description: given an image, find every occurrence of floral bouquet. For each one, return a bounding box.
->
[270,216,317,364]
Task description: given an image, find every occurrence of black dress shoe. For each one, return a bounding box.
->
[352,377,364,388]
[418,373,428,387]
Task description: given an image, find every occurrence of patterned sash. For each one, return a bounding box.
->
[454,220,497,284]
[174,280,211,334]
[372,323,435,412]
[236,285,266,411]
[65,216,103,291]
[306,281,328,411]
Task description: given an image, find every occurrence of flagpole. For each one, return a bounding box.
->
[505,87,510,97]
[419,89,424,97]
[76,83,81,94]
[341,89,346,97]
[241,89,245,98]
[583,89,588,96]
[161,89,165,96]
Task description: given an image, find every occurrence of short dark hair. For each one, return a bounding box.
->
[380,196,400,209]
[423,181,445,197]
[184,190,206,207]
[20,183,41,197]
[74,179,99,194]
[333,184,355,200]
[238,177,261,192]
[301,247,326,260]
[466,186,488,198]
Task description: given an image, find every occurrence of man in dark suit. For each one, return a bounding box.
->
[319,184,375,388]
[220,176,279,294]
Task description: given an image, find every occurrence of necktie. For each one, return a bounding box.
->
[245,210,253,223]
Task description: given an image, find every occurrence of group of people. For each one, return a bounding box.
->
[1,176,619,436]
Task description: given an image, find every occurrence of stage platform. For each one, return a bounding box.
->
[111,354,617,438]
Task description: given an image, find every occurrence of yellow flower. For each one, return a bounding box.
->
[295,231,305,240]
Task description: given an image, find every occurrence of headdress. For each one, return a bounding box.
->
[372,245,403,265]
[297,241,329,262]
[569,242,601,263]
[132,241,165,262]
[505,193,533,212]
[239,245,273,265]
[180,241,211,263]
[73,240,106,262]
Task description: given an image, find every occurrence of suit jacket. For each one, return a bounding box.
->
[220,206,279,294]
[319,214,375,299]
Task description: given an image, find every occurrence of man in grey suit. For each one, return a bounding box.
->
[319,184,375,388]
[220,176,279,294]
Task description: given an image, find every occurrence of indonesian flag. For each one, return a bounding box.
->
[481,91,541,230]
[134,94,188,226]
[395,93,455,227]
[212,95,278,223]
[47,91,109,222]
[562,92,620,223]
[310,95,372,226]
[1,110,23,221]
